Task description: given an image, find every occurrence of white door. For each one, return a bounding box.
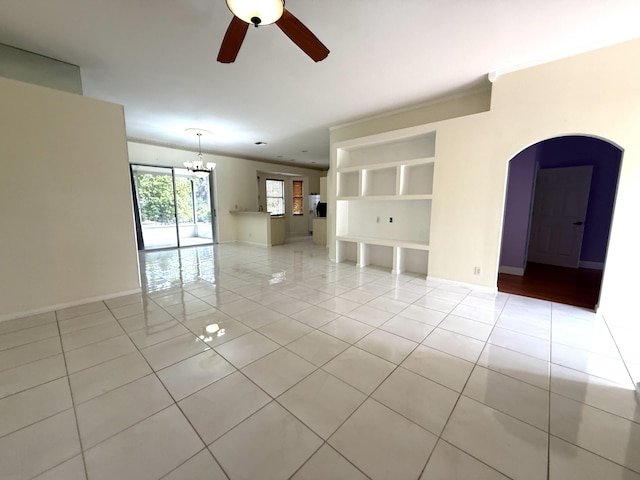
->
[528,166,593,268]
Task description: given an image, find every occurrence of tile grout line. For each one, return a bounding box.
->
[9,243,634,479]
[139,252,499,479]
[229,268,612,477]
[56,305,92,480]
[133,270,364,477]
[72,294,232,477]
[547,303,640,477]
[104,307,233,480]
[417,290,511,479]
[599,308,639,392]
[242,281,433,478]
[285,288,471,479]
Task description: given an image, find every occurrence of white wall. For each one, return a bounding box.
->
[128,142,325,242]
[0,43,82,94]
[257,172,309,236]
[329,38,640,385]
[331,38,640,289]
[330,90,491,144]
[0,77,140,321]
[342,200,430,243]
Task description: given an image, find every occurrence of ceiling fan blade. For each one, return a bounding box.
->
[275,9,329,62]
[217,16,249,63]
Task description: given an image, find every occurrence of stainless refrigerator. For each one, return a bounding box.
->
[308,194,320,234]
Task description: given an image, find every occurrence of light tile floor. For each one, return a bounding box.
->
[1,240,639,480]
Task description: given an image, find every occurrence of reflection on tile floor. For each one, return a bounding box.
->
[1,240,639,479]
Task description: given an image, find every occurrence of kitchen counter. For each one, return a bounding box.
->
[230,211,285,246]
[313,217,327,246]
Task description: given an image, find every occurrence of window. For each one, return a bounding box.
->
[266,179,285,215]
[292,180,303,215]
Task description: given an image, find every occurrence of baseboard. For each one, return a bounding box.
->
[0,288,142,323]
[427,276,498,293]
[498,262,602,272]
[235,240,270,247]
[579,261,604,270]
[499,266,525,276]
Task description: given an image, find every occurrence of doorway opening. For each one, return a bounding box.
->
[497,135,622,310]
[131,164,216,250]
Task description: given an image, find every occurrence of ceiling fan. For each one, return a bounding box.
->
[217,0,330,63]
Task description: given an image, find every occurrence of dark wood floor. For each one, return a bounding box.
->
[497,262,603,310]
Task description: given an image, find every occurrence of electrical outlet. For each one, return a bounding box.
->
[474,267,481,275]
[376,217,380,223]
[389,217,393,223]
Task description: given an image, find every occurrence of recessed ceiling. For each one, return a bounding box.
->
[1,0,639,168]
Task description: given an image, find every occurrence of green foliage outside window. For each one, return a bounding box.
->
[193,177,212,223]
[136,174,193,224]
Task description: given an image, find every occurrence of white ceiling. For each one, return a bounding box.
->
[1,1,639,169]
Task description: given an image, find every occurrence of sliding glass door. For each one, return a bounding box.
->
[192,173,214,242]
[131,165,214,250]
[133,165,178,249]
[175,168,213,246]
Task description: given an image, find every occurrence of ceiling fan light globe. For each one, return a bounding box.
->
[226,0,284,26]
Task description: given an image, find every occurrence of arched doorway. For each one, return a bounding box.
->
[497,135,622,310]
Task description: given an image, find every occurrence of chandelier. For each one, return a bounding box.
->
[184,130,215,178]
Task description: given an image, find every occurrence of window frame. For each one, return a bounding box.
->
[292,180,304,216]
[266,178,285,216]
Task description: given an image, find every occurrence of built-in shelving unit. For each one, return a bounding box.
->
[337,170,359,198]
[334,130,436,276]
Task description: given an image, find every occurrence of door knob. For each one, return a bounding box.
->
[572,221,584,226]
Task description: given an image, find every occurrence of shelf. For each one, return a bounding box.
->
[337,170,360,197]
[335,236,429,276]
[362,166,396,196]
[336,199,431,245]
[336,235,430,251]
[400,162,434,196]
[337,195,432,201]
[363,244,394,271]
[336,238,358,263]
[398,194,433,200]
[336,131,436,169]
[398,248,429,275]
[333,128,437,278]
[337,156,435,174]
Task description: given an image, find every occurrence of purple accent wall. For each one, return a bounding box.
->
[500,146,538,269]
[538,136,621,264]
[500,136,621,269]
